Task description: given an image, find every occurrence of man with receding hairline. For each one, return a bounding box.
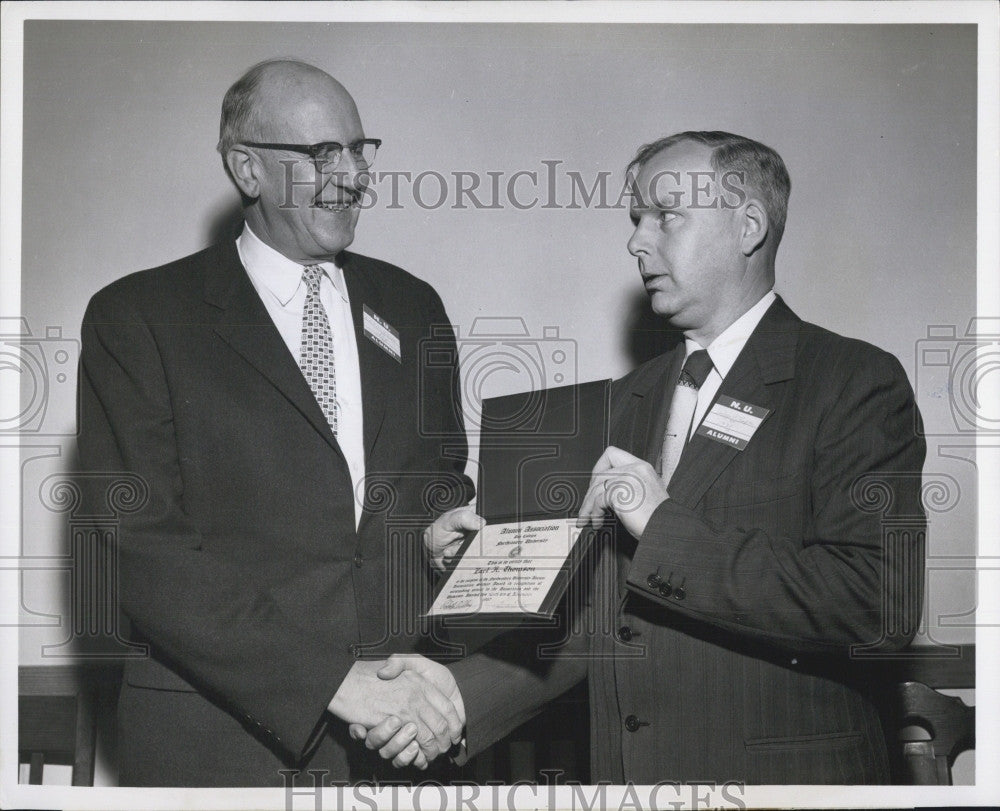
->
[78,59,473,785]
[364,131,926,784]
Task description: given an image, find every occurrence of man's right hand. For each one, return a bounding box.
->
[423,507,485,571]
[347,654,466,769]
[329,657,463,761]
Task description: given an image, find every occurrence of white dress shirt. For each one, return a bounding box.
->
[685,290,777,437]
[237,225,366,528]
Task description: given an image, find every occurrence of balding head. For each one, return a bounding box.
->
[217,59,359,157]
[217,59,370,263]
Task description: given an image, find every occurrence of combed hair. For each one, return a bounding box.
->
[627,131,791,246]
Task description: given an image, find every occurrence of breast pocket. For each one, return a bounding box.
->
[702,470,804,508]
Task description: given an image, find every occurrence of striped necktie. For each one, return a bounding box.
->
[659,349,714,486]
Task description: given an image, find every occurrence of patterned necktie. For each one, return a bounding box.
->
[659,349,714,486]
[299,264,338,436]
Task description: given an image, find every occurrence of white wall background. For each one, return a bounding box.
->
[13,21,978,670]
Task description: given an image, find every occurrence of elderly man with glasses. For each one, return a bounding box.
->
[78,59,473,786]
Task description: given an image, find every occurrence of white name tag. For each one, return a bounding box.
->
[695,397,770,450]
[362,305,402,363]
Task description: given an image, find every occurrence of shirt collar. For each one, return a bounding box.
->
[236,223,349,306]
[684,289,777,378]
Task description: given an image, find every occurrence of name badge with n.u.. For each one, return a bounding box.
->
[363,305,401,363]
[695,397,770,450]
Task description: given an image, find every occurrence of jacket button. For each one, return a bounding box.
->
[646,573,661,588]
[624,715,641,732]
[658,582,672,598]
[617,625,633,642]
[353,554,364,567]
[673,585,686,600]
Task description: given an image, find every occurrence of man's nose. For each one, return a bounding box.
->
[330,151,369,190]
[627,223,647,257]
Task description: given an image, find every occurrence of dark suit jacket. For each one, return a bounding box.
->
[452,297,925,784]
[78,238,473,786]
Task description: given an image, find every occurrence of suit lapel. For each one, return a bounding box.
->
[341,254,406,538]
[341,252,395,462]
[640,348,684,467]
[666,353,772,508]
[205,240,347,462]
[666,297,799,508]
[613,347,684,466]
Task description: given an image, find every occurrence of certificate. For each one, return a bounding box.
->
[425,517,585,617]
[426,378,610,621]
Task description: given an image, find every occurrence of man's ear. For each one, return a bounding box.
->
[740,198,769,256]
[225,146,261,200]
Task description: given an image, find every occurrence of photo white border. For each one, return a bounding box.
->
[2,1,997,808]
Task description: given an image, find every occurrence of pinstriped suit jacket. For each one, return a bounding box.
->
[452,296,926,784]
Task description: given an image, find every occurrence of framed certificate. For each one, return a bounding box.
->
[426,517,586,618]
[425,379,610,620]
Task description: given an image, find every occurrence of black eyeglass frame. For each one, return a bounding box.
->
[242,139,382,170]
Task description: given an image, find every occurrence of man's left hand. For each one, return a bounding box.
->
[423,506,485,571]
[576,446,668,538]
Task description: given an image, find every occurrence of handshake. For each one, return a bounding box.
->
[327,507,485,770]
[329,653,464,770]
[326,448,656,773]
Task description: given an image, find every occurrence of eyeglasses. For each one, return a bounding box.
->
[242,139,381,172]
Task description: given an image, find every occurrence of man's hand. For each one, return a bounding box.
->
[576,446,668,539]
[347,654,466,769]
[423,506,485,571]
[330,657,464,762]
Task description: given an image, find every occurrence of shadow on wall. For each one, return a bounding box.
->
[205,198,245,247]
[623,289,684,367]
